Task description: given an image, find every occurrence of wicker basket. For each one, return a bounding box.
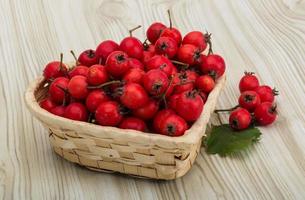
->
[25,69,226,180]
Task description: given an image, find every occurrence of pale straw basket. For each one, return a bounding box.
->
[25,63,226,180]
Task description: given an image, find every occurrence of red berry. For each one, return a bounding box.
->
[123,68,145,84]
[87,64,108,86]
[146,55,174,76]
[85,90,109,113]
[68,65,89,78]
[64,103,88,121]
[155,37,178,59]
[49,77,69,104]
[160,27,182,45]
[195,75,215,94]
[50,105,66,117]
[177,44,201,65]
[142,51,155,65]
[199,91,208,103]
[182,31,208,52]
[143,69,169,96]
[255,85,277,103]
[146,22,166,44]
[119,117,147,131]
[40,98,57,112]
[254,102,277,126]
[43,61,68,80]
[153,109,175,133]
[120,37,143,60]
[159,114,187,136]
[239,72,259,92]
[68,75,89,99]
[238,91,261,112]
[128,58,144,70]
[229,108,252,130]
[95,101,123,126]
[172,71,197,94]
[96,40,119,64]
[78,49,99,66]
[105,51,130,78]
[133,99,159,120]
[168,94,180,110]
[175,90,204,122]
[120,83,149,109]
[200,54,226,79]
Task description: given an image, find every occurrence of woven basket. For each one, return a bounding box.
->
[25,68,226,180]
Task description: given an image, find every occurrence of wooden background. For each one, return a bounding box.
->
[1,0,305,199]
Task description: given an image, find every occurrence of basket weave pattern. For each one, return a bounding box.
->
[25,74,225,180]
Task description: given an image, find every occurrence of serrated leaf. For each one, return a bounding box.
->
[204,124,261,156]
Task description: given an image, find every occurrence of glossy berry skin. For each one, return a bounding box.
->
[120,37,143,60]
[123,68,145,84]
[239,72,259,92]
[40,98,57,112]
[182,31,207,52]
[96,40,119,64]
[195,75,215,94]
[199,91,208,103]
[78,49,99,66]
[64,103,88,122]
[43,61,68,80]
[160,27,182,45]
[254,102,277,126]
[255,85,276,103]
[49,77,69,104]
[133,99,159,120]
[142,51,155,65]
[143,69,169,96]
[95,101,123,126]
[120,83,149,109]
[68,75,89,99]
[229,108,252,130]
[238,91,261,112]
[68,66,89,78]
[175,90,204,122]
[50,105,66,117]
[155,37,178,59]
[168,94,180,110]
[146,55,174,77]
[87,64,108,86]
[200,54,226,79]
[146,22,167,44]
[85,90,109,113]
[153,109,175,133]
[105,51,130,78]
[119,117,147,132]
[159,114,187,136]
[173,71,197,94]
[128,58,144,70]
[177,44,201,65]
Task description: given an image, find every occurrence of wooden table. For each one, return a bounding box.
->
[1,0,305,199]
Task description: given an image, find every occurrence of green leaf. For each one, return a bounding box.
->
[204,124,261,156]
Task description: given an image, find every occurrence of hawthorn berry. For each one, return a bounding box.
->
[254,102,277,126]
[239,72,259,92]
[96,40,119,64]
[238,91,261,112]
[159,114,187,136]
[64,103,88,122]
[195,75,215,94]
[85,90,110,113]
[255,85,278,103]
[119,117,147,131]
[78,49,99,66]
[105,51,130,78]
[95,101,123,126]
[200,54,225,79]
[133,99,159,120]
[68,65,89,78]
[87,64,108,86]
[120,83,149,109]
[49,77,69,104]
[229,108,252,130]
[146,22,166,44]
[68,75,89,99]
[155,37,178,59]
[143,69,169,96]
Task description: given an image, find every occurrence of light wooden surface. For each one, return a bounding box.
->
[0,0,305,199]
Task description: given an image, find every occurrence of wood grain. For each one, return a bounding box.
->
[0,0,305,199]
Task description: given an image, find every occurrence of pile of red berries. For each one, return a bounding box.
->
[226,72,278,130]
[39,11,226,137]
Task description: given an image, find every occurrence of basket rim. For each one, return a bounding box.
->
[25,72,226,145]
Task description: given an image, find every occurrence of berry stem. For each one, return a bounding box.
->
[59,53,64,71]
[214,105,239,113]
[171,60,189,68]
[167,10,172,29]
[205,33,213,55]
[129,25,141,37]
[216,112,224,125]
[55,84,68,106]
[87,80,121,89]
[70,50,79,66]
